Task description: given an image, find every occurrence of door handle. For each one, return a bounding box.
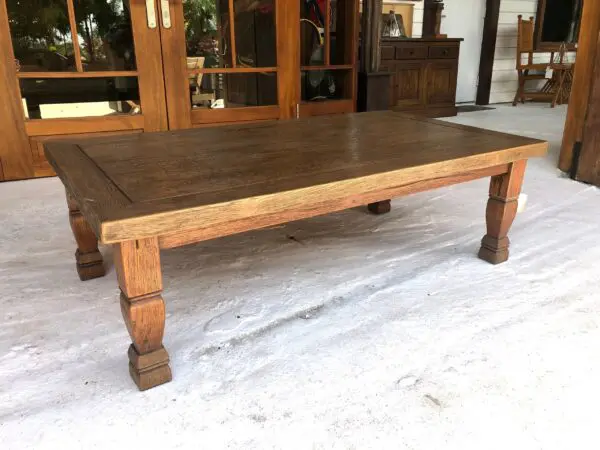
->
[145,0,157,29]
[160,0,172,29]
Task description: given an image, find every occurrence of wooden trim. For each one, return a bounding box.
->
[229,0,237,68]
[188,67,277,74]
[158,0,192,129]
[159,164,511,249]
[476,0,500,105]
[559,0,600,172]
[299,99,354,116]
[190,106,280,124]
[17,71,139,79]
[128,0,168,132]
[300,64,354,70]
[573,31,600,184]
[276,0,300,119]
[325,0,331,66]
[25,115,145,136]
[66,0,84,72]
[534,0,578,51]
[0,0,33,180]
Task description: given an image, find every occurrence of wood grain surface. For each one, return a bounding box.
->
[45,111,548,245]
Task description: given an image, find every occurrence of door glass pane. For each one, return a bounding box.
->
[234,0,276,67]
[20,77,141,119]
[190,72,277,108]
[8,0,76,72]
[301,69,350,102]
[184,0,233,69]
[73,0,137,71]
[331,0,353,65]
[300,0,326,66]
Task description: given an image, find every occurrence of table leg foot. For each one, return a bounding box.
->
[67,193,105,281]
[116,238,172,391]
[128,344,172,391]
[368,200,391,215]
[478,161,526,265]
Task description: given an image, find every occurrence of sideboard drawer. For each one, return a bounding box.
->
[381,46,395,60]
[395,45,428,60]
[428,45,459,59]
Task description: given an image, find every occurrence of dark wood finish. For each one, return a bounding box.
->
[357,71,392,112]
[559,0,600,173]
[380,38,461,118]
[45,112,547,389]
[476,0,501,105]
[572,32,600,186]
[67,193,105,281]
[115,237,171,390]
[0,0,32,181]
[422,0,443,38]
[298,100,354,117]
[368,200,391,214]
[479,160,526,264]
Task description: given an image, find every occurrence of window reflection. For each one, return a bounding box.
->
[190,72,277,108]
[20,77,141,119]
[74,0,136,71]
[184,0,276,68]
[8,0,76,72]
[7,0,136,72]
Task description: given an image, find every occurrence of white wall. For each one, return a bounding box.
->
[442,0,486,102]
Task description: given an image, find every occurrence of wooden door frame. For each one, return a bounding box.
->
[0,0,32,181]
[0,0,168,181]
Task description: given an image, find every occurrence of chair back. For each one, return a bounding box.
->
[516,15,535,68]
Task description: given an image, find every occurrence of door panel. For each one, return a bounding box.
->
[161,0,280,128]
[426,61,458,106]
[393,61,426,108]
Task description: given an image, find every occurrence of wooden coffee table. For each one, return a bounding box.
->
[45,111,547,391]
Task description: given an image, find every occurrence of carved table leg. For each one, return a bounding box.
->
[368,199,391,214]
[478,160,527,265]
[67,193,105,281]
[114,238,172,391]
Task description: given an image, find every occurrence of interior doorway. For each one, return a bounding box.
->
[441,0,486,103]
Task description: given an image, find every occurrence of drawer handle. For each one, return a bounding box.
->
[443,49,449,55]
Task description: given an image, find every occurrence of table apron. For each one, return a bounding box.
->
[158,163,511,250]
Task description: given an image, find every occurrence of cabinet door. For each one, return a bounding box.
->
[392,61,426,108]
[425,61,458,106]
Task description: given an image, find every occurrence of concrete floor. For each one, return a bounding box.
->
[2,104,600,449]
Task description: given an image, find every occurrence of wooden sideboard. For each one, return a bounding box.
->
[380,38,462,117]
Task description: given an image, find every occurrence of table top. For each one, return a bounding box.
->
[45,111,547,244]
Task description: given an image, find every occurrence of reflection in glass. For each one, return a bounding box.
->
[8,0,76,72]
[234,0,276,67]
[301,69,350,102]
[74,0,136,71]
[20,77,141,119]
[300,0,326,66]
[190,72,277,108]
[184,0,232,68]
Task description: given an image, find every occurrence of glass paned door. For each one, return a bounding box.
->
[6,0,166,125]
[298,0,357,116]
[160,0,280,128]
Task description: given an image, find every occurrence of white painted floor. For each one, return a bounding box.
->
[2,104,600,450]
